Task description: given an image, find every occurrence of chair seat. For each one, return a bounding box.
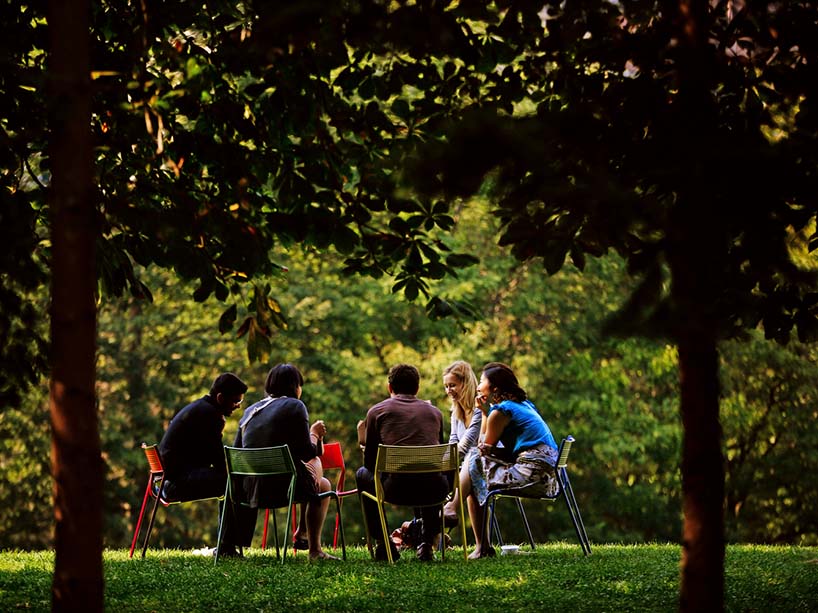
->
[489,482,558,501]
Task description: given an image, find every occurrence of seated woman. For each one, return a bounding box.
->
[225,363,339,561]
[460,362,559,559]
[441,360,483,524]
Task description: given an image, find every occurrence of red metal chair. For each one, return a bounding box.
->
[261,441,357,550]
[129,442,223,558]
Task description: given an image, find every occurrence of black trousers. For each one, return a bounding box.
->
[219,474,311,549]
[356,466,449,544]
[163,467,224,502]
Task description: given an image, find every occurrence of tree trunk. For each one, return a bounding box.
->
[669,1,725,608]
[47,0,103,611]
[677,337,724,612]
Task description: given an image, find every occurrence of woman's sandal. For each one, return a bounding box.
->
[292,536,309,550]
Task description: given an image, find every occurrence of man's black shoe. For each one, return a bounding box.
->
[375,541,400,562]
[216,545,243,558]
[416,542,434,562]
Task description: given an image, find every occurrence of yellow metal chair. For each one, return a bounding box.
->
[359,443,467,562]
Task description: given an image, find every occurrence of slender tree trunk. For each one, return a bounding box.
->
[678,337,724,612]
[47,0,102,611]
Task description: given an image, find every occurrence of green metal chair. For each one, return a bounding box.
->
[359,443,467,563]
[217,445,347,564]
[485,435,591,555]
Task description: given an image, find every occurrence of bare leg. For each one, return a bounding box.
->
[294,505,308,543]
[443,489,460,519]
[305,459,338,561]
[461,459,493,559]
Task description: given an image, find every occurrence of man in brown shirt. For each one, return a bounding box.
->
[356,364,448,561]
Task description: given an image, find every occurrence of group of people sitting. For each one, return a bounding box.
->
[156,360,559,562]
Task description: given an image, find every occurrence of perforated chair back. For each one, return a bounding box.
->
[375,443,459,477]
[555,436,573,471]
[217,445,298,564]
[225,445,296,480]
[143,445,164,474]
[359,443,467,563]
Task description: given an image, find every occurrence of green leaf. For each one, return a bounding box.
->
[391,98,411,120]
[446,253,480,268]
[192,279,212,302]
[218,304,237,334]
[236,316,251,339]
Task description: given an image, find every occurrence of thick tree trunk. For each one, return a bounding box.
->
[678,337,724,612]
[47,0,103,611]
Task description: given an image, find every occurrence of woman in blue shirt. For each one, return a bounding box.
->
[461,362,559,559]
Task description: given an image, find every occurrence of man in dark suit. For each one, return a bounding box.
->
[159,373,247,503]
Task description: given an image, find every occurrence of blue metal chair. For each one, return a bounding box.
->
[485,435,591,555]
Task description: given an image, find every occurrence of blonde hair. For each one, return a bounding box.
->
[443,360,478,425]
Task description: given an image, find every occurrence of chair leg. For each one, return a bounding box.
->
[359,493,375,560]
[515,498,536,550]
[438,504,445,562]
[376,501,393,563]
[281,503,293,565]
[332,509,341,549]
[262,509,269,550]
[561,470,591,555]
[140,483,164,559]
[214,497,230,565]
[488,498,503,546]
[334,495,347,560]
[129,480,152,558]
[483,494,495,549]
[272,509,281,560]
[291,506,298,554]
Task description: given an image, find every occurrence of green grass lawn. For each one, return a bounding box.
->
[1,544,816,612]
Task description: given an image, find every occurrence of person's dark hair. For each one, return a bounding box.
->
[265,363,304,397]
[388,363,420,395]
[210,372,248,397]
[481,362,527,402]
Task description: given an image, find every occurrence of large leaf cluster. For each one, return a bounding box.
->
[408,0,818,344]
[0,3,49,407]
[89,0,482,300]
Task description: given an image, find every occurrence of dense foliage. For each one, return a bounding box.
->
[3,203,817,550]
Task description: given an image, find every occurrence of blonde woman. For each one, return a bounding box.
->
[442,360,483,524]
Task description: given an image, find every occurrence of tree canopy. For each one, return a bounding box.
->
[4,1,818,611]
